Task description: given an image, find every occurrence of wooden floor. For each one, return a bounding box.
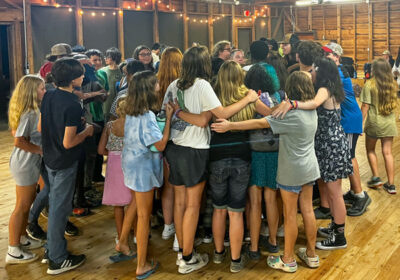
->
[0,120,400,280]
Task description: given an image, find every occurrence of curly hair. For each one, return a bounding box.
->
[370,58,398,115]
[244,64,275,94]
[314,57,345,103]
[297,40,324,67]
[211,40,231,59]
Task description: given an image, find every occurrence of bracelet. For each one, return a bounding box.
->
[288,99,294,110]
[294,100,298,109]
[174,109,182,118]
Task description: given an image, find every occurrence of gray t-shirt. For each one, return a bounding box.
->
[266,110,320,186]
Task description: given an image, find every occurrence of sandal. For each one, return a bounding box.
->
[267,255,297,273]
[296,248,320,268]
[109,251,137,263]
[136,260,159,279]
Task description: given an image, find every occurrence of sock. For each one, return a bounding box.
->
[232,256,241,263]
[333,223,345,233]
[20,235,28,245]
[8,245,22,256]
[179,248,183,253]
[164,223,174,230]
[319,206,330,214]
[215,248,225,255]
[354,191,365,198]
[183,252,193,262]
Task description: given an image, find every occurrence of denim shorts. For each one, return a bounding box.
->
[209,158,250,212]
[277,181,315,194]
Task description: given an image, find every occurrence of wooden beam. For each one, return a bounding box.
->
[75,0,83,46]
[387,2,390,51]
[153,0,159,43]
[368,2,373,61]
[272,8,284,39]
[284,9,300,32]
[353,4,356,71]
[231,4,236,48]
[267,13,272,37]
[208,3,213,51]
[117,0,125,59]
[4,0,22,9]
[337,5,341,45]
[0,9,23,21]
[183,0,188,50]
[25,0,35,74]
[308,6,312,31]
[322,5,326,40]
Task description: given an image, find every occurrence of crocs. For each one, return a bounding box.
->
[267,255,297,273]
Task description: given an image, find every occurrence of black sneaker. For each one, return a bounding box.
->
[42,249,49,264]
[316,229,347,250]
[27,222,47,241]
[317,223,334,238]
[263,239,279,253]
[343,191,356,205]
[65,221,79,236]
[202,228,213,244]
[383,183,397,195]
[367,177,383,188]
[314,207,332,219]
[47,254,86,275]
[347,192,372,216]
[224,231,230,247]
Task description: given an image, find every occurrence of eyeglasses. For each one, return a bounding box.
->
[139,52,151,57]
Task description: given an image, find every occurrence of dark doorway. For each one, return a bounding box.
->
[0,25,10,124]
[237,28,252,60]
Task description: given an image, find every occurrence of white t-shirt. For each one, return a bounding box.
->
[392,64,400,87]
[162,79,221,149]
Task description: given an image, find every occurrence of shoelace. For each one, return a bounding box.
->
[322,230,336,245]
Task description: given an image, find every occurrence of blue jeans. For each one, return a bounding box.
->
[29,162,49,223]
[46,162,78,263]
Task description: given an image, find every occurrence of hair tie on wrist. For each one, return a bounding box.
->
[174,109,182,118]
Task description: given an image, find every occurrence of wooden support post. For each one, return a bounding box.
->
[25,0,34,74]
[322,5,326,40]
[353,4,357,70]
[75,0,83,46]
[368,2,373,61]
[272,8,284,39]
[231,4,237,48]
[208,3,213,51]
[284,10,300,32]
[153,0,159,43]
[387,2,390,51]
[117,0,125,59]
[294,7,298,31]
[308,6,312,31]
[337,5,341,45]
[13,21,23,84]
[267,13,272,37]
[183,0,188,50]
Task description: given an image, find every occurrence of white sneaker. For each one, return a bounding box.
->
[173,234,179,252]
[277,225,285,237]
[176,252,182,266]
[162,224,176,240]
[6,248,39,264]
[178,252,209,274]
[20,236,44,250]
[260,222,269,237]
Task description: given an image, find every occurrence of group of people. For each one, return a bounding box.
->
[6,32,398,279]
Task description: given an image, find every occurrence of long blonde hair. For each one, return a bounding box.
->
[214,61,255,122]
[8,75,44,130]
[371,58,398,116]
[157,47,183,102]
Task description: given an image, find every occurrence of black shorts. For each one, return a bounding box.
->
[165,141,209,187]
[346,133,359,159]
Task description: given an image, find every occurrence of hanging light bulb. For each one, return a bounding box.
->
[91,12,96,16]
[102,12,106,16]
[68,7,73,12]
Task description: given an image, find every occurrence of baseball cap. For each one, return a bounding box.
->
[279,33,300,45]
[382,50,391,56]
[323,42,343,56]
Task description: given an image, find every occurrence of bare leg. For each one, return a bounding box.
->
[162,160,174,225]
[212,208,227,253]
[116,190,137,254]
[280,189,299,263]
[114,206,125,240]
[135,190,155,276]
[299,184,317,257]
[318,179,329,208]
[381,137,395,185]
[9,185,36,246]
[182,181,206,256]
[245,198,250,231]
[366,135,379,178]
[326,180,346,225]
[173,185,185,250]
[248,186,262,252]
[228,211,244,260]
[264,188,278,246]
[349,157,363,194]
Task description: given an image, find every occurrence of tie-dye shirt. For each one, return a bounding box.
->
[122,111,163,192]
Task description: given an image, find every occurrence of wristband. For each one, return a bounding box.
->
[294,100,298,109]
[288,99,294,110]
[174,109,182,118]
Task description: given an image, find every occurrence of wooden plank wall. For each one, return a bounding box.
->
[283,1,400,74]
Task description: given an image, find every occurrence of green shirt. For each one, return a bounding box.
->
[266,110,320,187]
[89,69,109,122]
[360,80,397,137]
[101,66,122,119]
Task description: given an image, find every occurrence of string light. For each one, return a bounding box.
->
[79,10,83,15]
[180,13,183,17]
[145,2,148,5]
[91,12,96,16]
[128,5,131,9]
[137,5,141,10]
[43,0,47,2]
[172,8,175,11]
[119,10,123,15]
[68,7,73,12]
[113,12,116,15]
[166,4,170,8]
[55,3,60,8]
[102,12,106,16]
[193,19,196,22]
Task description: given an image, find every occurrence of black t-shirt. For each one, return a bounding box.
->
[209,130,251,162]
[41,88,84,170]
